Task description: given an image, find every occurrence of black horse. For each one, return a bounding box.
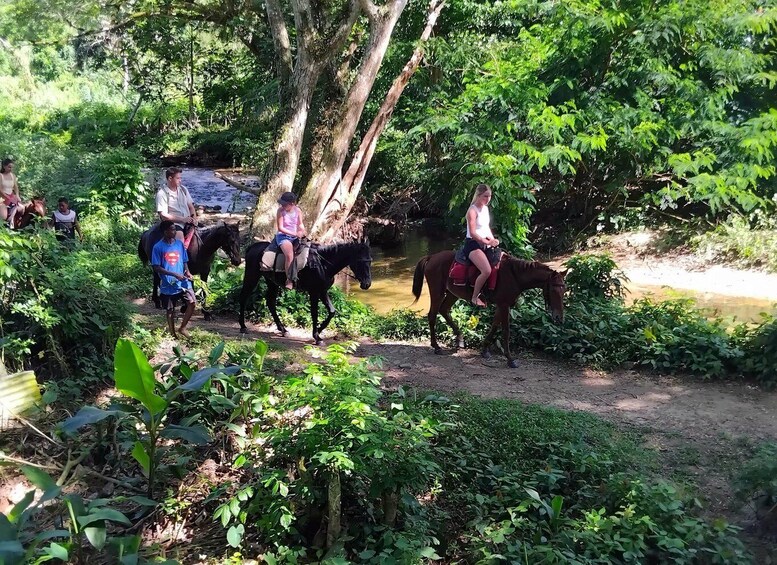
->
[138,222,242,318]
[238,240,372,344]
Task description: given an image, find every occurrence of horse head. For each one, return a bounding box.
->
[543,269,567,325]
[349,237,372,290]
[219,222,242,266]
[15,196,47,229]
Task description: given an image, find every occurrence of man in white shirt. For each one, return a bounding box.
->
[156,167,197,243]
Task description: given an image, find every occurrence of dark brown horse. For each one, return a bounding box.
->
[12,197,47,229]
[412,250,567,368]
[138,222,242,319]
[238,240,372,344]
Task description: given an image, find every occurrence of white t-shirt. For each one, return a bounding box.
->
[156,185,194,226]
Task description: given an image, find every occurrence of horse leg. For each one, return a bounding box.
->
[428,290,445,354]
[310,294,322,345]
[201,269,212,321]
[480,307,504,359]
[239,268,262,334]
[439,292,464,350]
[266,284,287,336]
[493,305,518,368]
[152,271,162,309]
[315,292,337,339]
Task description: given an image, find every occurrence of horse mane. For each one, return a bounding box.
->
[316,240,364,254]
[505,256,555,273]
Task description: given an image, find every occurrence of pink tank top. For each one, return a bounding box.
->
[280,206,300,234]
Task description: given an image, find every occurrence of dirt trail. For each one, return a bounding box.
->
[142,301,777,449]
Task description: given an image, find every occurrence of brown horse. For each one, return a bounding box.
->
[12,197,47,229]
[412,250,567,368]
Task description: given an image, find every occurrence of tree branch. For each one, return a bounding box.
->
[214,172,265,196]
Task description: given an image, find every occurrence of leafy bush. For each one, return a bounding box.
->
[733,315,777,387]
[694,212,777,273]
[564,253,628,301]
[86,149,152,222]
[0,228,132,377]
[734,442,777,528]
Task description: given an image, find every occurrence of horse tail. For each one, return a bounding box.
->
[411,256,430,304]
[138,235,148,266]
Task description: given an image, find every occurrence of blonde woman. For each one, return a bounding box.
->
[0,159,21,228]
[463,183,499,306]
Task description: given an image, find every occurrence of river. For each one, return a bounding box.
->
[177,167,777,323]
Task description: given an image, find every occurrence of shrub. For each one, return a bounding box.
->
[564,253,627,301]
[734,442,777,528]
[0,227,132,377]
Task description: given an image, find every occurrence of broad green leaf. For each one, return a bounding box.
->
[44,542,68,560]
[181,366,239,391]
[208,342,226,365]
[226,524,244,548]
[84,525,107,550]
[60,406,127,433]
[20,466,56,491]
[160,424,211,445]
[114,339,166,415]
[77,509,132,528]
[8,491,34,524]
[131,442,151,475]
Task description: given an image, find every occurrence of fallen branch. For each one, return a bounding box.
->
[214,172,264,197]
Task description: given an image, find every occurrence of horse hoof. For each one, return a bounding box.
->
[456,339,465,349]
[154,303,162,310]
[315,339,324,346]
[481,349,491,359]
[203,313,213,321]
[240,327,247,334]
[280,330,289,337]
[508,359,519,369]
[434,348,444,355]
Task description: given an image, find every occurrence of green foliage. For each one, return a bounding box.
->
[732,315,777,387]
[0,227,133,376]
[0,465,135,565]
[694,212,777,272]
[564,253,627,301]
[86,149,152,222]
[397,0,777,248]
[61,339,223,497]
[734,442,777,526]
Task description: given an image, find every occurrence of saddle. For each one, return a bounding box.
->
[260,239,312,279]
[449,246,504,290]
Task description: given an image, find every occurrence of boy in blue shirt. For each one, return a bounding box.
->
[151,220,196,338]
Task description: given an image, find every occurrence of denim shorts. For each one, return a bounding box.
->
[274,233,298,246]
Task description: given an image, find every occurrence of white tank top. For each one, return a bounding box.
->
[465,204,492,239]
[0,173,15,196]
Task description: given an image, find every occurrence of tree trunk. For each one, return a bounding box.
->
[250,58,324,238]
[326,471,342,548]
[311,0,445,241]
[305,0,410,239]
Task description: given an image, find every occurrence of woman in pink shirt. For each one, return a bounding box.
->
[275,191,306,289]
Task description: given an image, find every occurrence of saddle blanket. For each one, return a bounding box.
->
[261,242,311,272]
[449,257,502,290]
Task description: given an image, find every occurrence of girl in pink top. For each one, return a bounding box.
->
[275,191,306,289]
